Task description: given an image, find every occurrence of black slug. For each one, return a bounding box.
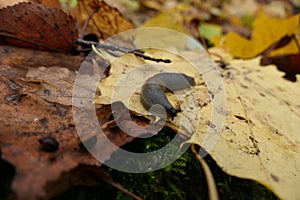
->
[140,72,195,119]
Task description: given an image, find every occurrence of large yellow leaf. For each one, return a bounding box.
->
[192,48,300,199]
[212,13,300,58]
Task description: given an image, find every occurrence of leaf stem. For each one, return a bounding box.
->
[191,144,219,200]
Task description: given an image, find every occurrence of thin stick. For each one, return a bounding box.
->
[191,144,219,200]
[291,34,300,52]
[80,119,116,142]
[80,8,98,39]
[75,39,171,63]
[88,167,143,200]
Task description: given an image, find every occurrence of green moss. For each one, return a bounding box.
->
[2,128,278,200]
[103,129,278,200]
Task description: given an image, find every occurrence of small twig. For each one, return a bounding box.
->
[291,34,300,52]
[88,167,143,200]
[75,39,171,63]
[80,8,98,39]
[132,50,171,63]
[191,144,219,200]
[80,119,116,142]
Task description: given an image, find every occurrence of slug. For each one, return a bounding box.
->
[140,72,195,119]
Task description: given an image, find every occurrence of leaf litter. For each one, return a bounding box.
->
[1,0,300,199]
[0,1,144,199]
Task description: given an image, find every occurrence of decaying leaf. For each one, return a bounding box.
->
[30,0,61,8]
[261,53,300,82]
[22,66,76,105]
[260,34,300,82]
[0,72,150,199]
[0,74,85,199]
[0,46,83,72]
[0,2,78,52]
[0,41,164,199]
[0,45,84,106]
[212,12,300,58]
[74,0,134,39]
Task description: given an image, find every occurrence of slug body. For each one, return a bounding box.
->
[140,73,195,119]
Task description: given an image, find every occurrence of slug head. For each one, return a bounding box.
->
[168,108,182,120]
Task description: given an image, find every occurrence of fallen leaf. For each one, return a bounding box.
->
[22,66,76,105]
[0,45,84,106]
[0,46,83,72]
[212,13,300,58]
[74,0,134,39]
[0,43,152,199]
[0,74,88,199]
[141,3,189,33]
[31,0,61,8]
[0,72,150,199]
[191,48,300,200]
[0,2,78,52]
[261,53,300,82]
[260,34,300,82]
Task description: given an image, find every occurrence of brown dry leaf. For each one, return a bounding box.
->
[23,66,76,105]
[0,43,158,199]
[0,2,78,52]
[30,0,61,8]
[0,72,148,199]
[0,74,94,199]
[0,46,83,71]
[260,35,300,82]
[0,45,83,105]
[261,53,300,82]
[74,0,134,39]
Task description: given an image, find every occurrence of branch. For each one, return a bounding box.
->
[75,39,171,63]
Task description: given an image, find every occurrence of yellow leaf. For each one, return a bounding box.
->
[137,4,190,50]
[141,3,189,33]
[191,48,300,200]
[212,13,300,58]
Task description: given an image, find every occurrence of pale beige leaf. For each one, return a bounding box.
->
[195,48,300,200]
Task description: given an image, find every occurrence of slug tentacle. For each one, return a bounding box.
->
[140,72,195,120]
